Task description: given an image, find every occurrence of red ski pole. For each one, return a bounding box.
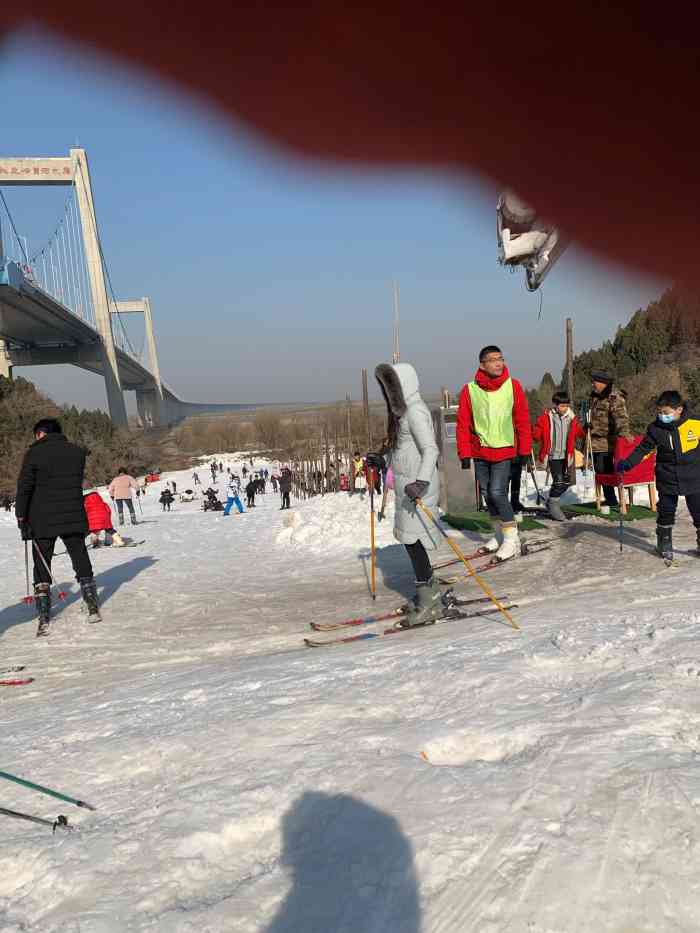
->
[22,540,33,604]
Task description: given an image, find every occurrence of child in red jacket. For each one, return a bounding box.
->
[83,491,126,547]
[532,391,585,520]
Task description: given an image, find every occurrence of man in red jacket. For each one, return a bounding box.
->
[532,391,586,520]
[457,345,532,560]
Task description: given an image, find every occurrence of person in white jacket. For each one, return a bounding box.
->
[374,362,442,628]
[108,467,139,525]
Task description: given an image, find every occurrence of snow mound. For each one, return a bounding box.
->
[274,491,397,553]
[422,728,540,765]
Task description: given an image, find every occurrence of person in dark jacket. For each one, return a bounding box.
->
[588,370,632,508]
[617,390,700,561]
[279,468,292,510]
[159,488,175,511]
[246,478,257,508]
[15,418,101,635]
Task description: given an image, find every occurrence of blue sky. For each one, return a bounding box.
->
[1,28,663,410]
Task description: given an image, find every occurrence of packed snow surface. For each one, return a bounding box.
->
[2,455,700,932]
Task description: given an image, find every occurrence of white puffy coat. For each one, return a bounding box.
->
[376,362,440,550]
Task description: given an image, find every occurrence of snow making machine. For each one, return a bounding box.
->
[497,190,569,291]
[432,404,478,515]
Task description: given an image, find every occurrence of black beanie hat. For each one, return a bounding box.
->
[590,370,613,385]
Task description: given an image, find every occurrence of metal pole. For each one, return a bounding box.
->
[362,368,372,451]
[392,280,400,364]
[566,318,575,406]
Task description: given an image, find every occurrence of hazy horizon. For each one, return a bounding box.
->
[1,28,664,414]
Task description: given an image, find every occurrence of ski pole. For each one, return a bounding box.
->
[528,453,543,505]
[369,468,377,600]
[377,482,389,522]
[0,769,96,810]
[32,541,67,600]
[617,474,625,552]
[415,500,519,631]
[0,805,72,833]
[23,540,33,604]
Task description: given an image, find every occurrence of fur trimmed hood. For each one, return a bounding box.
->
[375,363,420,416]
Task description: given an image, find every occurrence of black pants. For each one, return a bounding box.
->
[32,534,93,586]
[593,452,619,505]
[405,540,432,583]
[247,495,255,507]
[116,498,136,523]
[549,459,570,499]
[657,491,700,527]
[281,492,291,509]
[509,459,523,509]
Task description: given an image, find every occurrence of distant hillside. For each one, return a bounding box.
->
[527,287,700,431]
[0,375,151,497]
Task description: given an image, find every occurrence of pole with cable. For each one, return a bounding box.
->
[369,466,377,600]
[415,499,519,630]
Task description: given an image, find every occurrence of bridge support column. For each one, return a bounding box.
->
[0,341,12,380]
[71,148,128,428]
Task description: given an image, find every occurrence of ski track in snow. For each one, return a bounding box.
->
[1,459,700,931]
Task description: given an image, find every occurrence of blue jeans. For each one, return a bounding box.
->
[223,495,244,515]
[474,459,515,522]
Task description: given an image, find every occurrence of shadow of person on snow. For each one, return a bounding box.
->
[266,791,421,933]
[0,554,157,638]
[357,543,417,601]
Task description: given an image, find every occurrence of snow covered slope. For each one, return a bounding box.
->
[1,456,699,932]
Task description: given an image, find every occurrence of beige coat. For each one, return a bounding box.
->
[108,473,138,500]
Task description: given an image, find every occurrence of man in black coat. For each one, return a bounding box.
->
[15,418,101,636]
[279,468,292,510]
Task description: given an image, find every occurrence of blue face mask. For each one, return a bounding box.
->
[659,413,677,424]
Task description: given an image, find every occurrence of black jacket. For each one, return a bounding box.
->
[15,434,89,538]
[627,408,700,495]
[279,471,292,493]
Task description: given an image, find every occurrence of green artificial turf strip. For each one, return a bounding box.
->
[443,511,547,532]
[562,503,656,522]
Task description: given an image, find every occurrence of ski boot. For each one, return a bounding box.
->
[79,576,102,623]
[34,583,51,637]
[88,533,101,549]
[496,522,521,561]
[656,524,673,563]
[398,578,444,628]
[481,520,503,554]
[110,532,126,547]
[547,497,567,522]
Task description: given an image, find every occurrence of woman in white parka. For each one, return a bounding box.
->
[374,362,444,627]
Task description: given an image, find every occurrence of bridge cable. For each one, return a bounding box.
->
[0,190,29,264]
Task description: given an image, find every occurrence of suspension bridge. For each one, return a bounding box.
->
[0,149,244,428]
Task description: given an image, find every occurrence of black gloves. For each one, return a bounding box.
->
[461,458,471,470]
[17,518,32,541]
[404,480,429,501]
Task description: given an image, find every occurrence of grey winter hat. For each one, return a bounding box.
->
[590,370,613,384]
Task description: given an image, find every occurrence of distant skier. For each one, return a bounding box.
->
[532,390,585,520]
[617,390,700,563]
[246,478,257,508]
[373,363,441,627]
[171,479,177,493]
[192,471,201,485]
[242,465,248,478]
[279,467,292,510]
[15,417,102,635]
[271,475,278,494]
[84,490,126,548]
[223,479,245,515]
[159,488,175,511]
[456,345,532,561]
[108,467,139,526]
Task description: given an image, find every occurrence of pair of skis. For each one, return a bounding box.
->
[436,539,553,584]
[0,665,33,686]
[304,594,515,647]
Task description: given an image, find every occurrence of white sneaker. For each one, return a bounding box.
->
[495,522,521,561]
[481,521,503,553]
[514,512,524,524]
